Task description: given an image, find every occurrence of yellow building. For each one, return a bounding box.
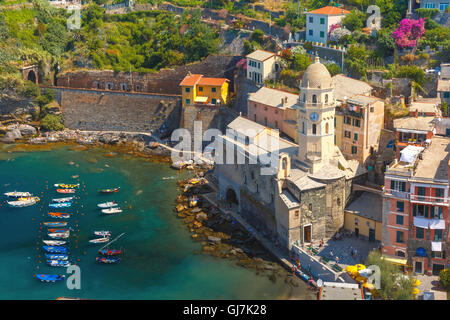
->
[334,112,343,150]
[180,73,229,107]
[344,192,382,242]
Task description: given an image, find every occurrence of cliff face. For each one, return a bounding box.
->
[0,93,38,117]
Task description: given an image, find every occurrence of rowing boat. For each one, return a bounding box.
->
[43,222,67,227]
[94,231,111,237]
[52,197,75,203]
[96,256,120,264]
[43,240,66,246]
[7,198,38,207]
[54,183,79,189]
[49,202,72,208]
[18,196,40,202]
[47,260,70,267]
[43,246,67,254]
[98,249,122,256]
[48,232,70,239]
[56,189,76,194]
[89,237,110,244]
[35,274,65,283]
[97,201,117,208]
[48,212,71,219]
[45,254,69,261]
[47,228,69,233]
[4,191,32,197]
[101,207,122,214]
[99,187,120,194]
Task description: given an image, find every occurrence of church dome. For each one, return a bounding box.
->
[301,56,332,89]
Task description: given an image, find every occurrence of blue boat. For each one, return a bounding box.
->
[49,202,72,208]
[43,221,67,227]
[47,260,70,267]
[43,246,68,254]
[96,256,120,264]
[35,274,65,283]
[45,254,69,261]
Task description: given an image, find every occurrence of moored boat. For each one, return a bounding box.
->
[43,221,67,227]
[56,189,76,194]
[18,196,40,202]
[54,183,79,189]
[35,274,65,283]
[4,191,32,197]
[47,228,69,234]
[98,249,122,256]
[101,207,122,215]
[47,259,70,267]
[94,231,111,237]
[52,197,75,203]
[48,232,70,239]
[7,198,38,207]
[43,246,67,254]
[96,256,120,264]
[45,254,69,261]
[43,240,66,246]
[99,187,120,194]
[97,201,118,208]
[48,212,71,219]
[89,237,110,244]
[49,202,72,208]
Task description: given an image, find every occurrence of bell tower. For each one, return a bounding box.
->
[297,57,336,172]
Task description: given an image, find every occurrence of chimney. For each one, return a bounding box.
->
[285,96,288,104]
[281,98,285,107]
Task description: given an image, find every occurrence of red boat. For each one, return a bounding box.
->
[57,189,75,194]
[99,187,120,194]
[98,249,122,256]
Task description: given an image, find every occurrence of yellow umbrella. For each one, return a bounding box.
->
[363,282,375,290]
[355,276,366,283]
[412,279,421,287]
[346,266,357,273]
[355,264,366,271]
[412,288,420,295]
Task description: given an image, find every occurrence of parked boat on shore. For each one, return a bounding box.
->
[35,274,65,283]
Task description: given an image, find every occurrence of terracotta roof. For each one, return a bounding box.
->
[179,74,203,86]
[309,6,350,15]
[198,77,228,86]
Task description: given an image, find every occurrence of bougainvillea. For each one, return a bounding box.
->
[391,18,426,48]
[328,23,341,37]
[236,58,247,69]
[329,27,351,43]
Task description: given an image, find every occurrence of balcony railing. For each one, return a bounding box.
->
[410,194,448,205]
[383,188,410,199]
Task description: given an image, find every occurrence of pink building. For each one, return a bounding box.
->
[247,87,298,141]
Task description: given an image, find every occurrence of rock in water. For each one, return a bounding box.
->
[207,236,221,243]
[1,128,22,142]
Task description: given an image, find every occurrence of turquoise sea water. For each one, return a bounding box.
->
[0,144,306,300]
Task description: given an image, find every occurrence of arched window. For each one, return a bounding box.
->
[325,122,329,134]
[325,94,329,104]
[312,94,317,103]
[312,124,317,135]
[396,250,406,257]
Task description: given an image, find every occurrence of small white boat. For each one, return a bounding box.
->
[94,231,111,237]
[47,260,70,267]
[7,199,37,207]
[101,208,122,215]
[43,240,67,246]
[48,232,70,239]
[89,237,110,244]
[97,201,118,208]
[4,191,32,197]
[52,197,75,203]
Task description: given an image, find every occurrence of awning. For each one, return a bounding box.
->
[382,256,408,266]
[194,96,208,103]
[413,217,429,229]
[429,219,445,230]
[399,145,424,163]
[431,242,442,252]
[416,247,427,257]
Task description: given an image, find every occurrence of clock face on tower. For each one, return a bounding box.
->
[309,112,319,122]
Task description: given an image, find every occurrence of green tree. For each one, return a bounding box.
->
[326,63,341,76]
[342,10,366,32]
[395,65,425,86]
[40,114,64,131]
[439,268,450,290]
[367,251,415,300]
[441,101,449,117]
[293,53,311,71]
[250,29,265,45]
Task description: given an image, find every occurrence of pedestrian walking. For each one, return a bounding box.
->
[350,246,354,257]
[336,256,339,264]
[329,249,334,259]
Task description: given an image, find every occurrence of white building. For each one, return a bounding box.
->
[305,6,350,44]
[420,0,450,12]
[246,50,279,85]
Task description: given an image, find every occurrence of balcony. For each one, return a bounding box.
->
[410,194,448,206]
[383,188,410,199]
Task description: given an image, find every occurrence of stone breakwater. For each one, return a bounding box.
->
[173,175,312,296]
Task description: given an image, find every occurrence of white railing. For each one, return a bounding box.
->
[410,194,448,205]
[383,189,410,199]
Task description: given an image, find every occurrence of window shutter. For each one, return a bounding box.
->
[413,205,416,216]
[425,206,429,218]
[431,251,435,258]
[443,250,446,259]
[439,207,443,219]
[391,180,395,190]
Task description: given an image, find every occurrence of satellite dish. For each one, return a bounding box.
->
[317,279,323,288]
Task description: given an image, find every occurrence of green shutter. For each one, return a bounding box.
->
[425,206,429,218]
[431,251,435,258]
[443,251,446,259]
[439,207,443,219]
[413,205,417,216]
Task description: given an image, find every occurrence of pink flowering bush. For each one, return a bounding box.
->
[328,23,340,37]
[236,58,247,69]
[391,18,426,48]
